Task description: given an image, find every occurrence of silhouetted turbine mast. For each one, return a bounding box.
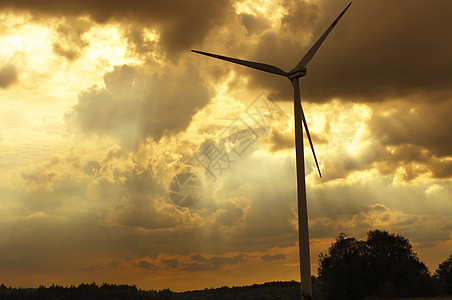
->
[192,3,351,299]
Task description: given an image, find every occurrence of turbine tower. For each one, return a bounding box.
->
[192,3,351,299]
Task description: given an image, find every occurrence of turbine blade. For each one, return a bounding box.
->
[300,104,322,178]
[191,50,288,77]
[294,2,352,70]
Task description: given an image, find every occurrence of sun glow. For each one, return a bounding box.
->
[84,25,143,69]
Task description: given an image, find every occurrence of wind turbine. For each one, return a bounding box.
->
[192,3,351,299]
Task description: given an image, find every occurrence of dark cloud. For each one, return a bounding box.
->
[260,253,285,261]
[302,0,452,102]
[52,18,91,61]
[122,27,161,64]
[310,217,335,239]
[231,0,452,103]
[83,160,101,177]
[135,260,158,271]
[270,131,293,152]
[0,63,18,88]
[227,31,302,101]
[66,64,210,147]
[109,261,118,267]
[371,100,452,158]
[0,0,232,57]
[161,258,179,269]
[365,99,452,180]
[309,200,452,248]
[82,263,104,273]
[183,254,244,271]
[280,0,321,34]
[238,13,271,36]
[430,160,452,179]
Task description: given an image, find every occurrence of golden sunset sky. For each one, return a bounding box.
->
[1,0,452,292]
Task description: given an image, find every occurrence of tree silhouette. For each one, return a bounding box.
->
[435,254,452,293]
[366,230,430,297]
[0,281,302,300]
[318,230,433,299]
[317,233,372,299]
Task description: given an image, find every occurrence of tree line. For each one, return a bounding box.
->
[0,281,302,300]
[1,229,452,299]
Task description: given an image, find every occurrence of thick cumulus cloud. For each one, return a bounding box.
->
[371,100,452,158]
[96,169,201,231]
[269,98,452,183]
[364,99,452,180]
[0,0,232,57]
[309,202,452,249]
[66,64,210,147]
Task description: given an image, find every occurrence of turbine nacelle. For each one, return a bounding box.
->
[288,67,307,79]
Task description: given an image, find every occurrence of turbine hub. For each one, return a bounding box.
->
[288,67,307,79]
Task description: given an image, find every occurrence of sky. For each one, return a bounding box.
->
[1,0,452,292]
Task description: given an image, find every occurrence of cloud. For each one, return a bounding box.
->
[219,0,452,104]
[20,156,81,191]
[99,172,195,231]
[122,27,161,64]
[161,258,179,269]
[269,131,293,152]
[21,169,56,191]
[0,63,18,88]
[308,199,452,248]
[82,263,104,273]
[183,254,244,271]
[264,98,452,183]
[260,253,286,262]
[66,63,210,147]
[135,260,158,271]
[0,0,233,57]
[213,202,244,227]
[302,0,452,103]
[280,0,321,35]
[238,13,271,36]
[370,100,452,159]
[83,161,101,177]
[52,17,91,61]
[0,197,103,272]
